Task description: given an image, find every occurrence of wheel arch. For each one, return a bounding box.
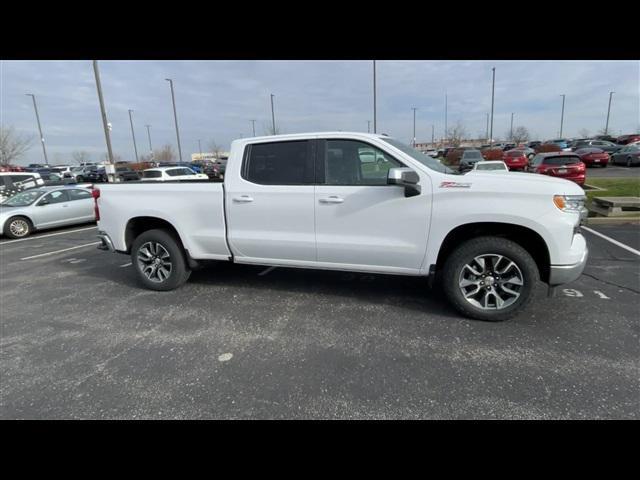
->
[3,214,35,232]
[124,216,185,254]
[435,222,551,283]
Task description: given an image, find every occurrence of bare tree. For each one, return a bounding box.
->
[510,126,530,144]
[0,125,34,166]
[72,150,91,165]
[154,144,176,163]
[578,128,590,138]
[208,140,224,160]
[446,121,467,147]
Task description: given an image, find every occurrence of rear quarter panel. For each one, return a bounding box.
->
[97,182,230,260]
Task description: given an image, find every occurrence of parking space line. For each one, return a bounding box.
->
[0,226,98,245]
[582,226,640,256]
[20,242,100,261]
[120,262,132,267]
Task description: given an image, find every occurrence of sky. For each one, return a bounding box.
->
[1,60,638,165]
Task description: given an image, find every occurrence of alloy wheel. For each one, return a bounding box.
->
[9,219,29,238]
[136,241,173,283]
[458,254,524,310]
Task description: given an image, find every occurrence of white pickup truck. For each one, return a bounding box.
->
[95,132,588,321]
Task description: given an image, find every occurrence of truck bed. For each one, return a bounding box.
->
[96,182,231,260]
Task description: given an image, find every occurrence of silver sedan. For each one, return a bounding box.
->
[0,186,95,239]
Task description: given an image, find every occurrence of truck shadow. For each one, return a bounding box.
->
[183,261,460,319]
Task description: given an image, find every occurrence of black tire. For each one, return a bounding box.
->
[131,229,191,291]
[627,157,632,167]
[3,216,33,239]
[76,175,84,182]
[442,236,539,321]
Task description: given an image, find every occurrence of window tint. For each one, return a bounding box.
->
[68,189,92,201]
[322,140,403,185]
[143,170,162,178]
[542,156,581,165]
[41,190,69,204]
[244,141,312,185]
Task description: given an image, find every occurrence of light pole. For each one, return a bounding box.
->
[412,107,417,147]
[510,112,514,141]
[559,94,566,139]
[250,119,256,137]
[270,94,276,135]
[490,67,495,147]
[373,60,377,134]
[145,124,153,155]
[165,78,183,163]
[25,94,49,165]
[198,139,203,161]
[92,61,116,181]
[367,120,371,133]
[128,109,139,163]
[431,124,435,146]
[605,91,615,135]
[444,92,448,146]
[485,113,489,142]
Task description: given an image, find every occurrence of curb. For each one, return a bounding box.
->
[586,217,640,225]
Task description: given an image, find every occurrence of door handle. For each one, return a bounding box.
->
[319,196,344,204]
[62,204,69,208]
[233,195,254,203]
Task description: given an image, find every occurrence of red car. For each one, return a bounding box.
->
[527,152,586,186]
[574,148,609,168]
[503,149,529,170]
[616,134,640,145]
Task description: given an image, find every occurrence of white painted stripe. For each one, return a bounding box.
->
[582,226,640,256]
[120,262,132,267]
[20,242,100,260]
[258,266,277,276]
[0,226,97,245]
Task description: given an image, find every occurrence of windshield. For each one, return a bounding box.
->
[476,163,506,171]
[2,189,44,206]
[462,150,482,159]
[380,137,456,174]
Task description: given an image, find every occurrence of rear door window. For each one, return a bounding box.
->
[68,189,92,201]
[40,190,70,204]
[243,141,313,185]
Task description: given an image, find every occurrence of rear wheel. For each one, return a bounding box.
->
[131,229,191,291]
[627,157,633,167]
[4,216,33,239]
[442,236,539,321]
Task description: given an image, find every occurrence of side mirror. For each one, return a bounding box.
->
[387,167,421,197]
[38,199,49,206]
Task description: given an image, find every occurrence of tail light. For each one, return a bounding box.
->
[92,188,101,221]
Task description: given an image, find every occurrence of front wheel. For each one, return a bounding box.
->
[4,216,33,239]
[131,229,191,291]
[442,236,539,321]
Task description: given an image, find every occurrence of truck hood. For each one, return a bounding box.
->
[456,170,585,196]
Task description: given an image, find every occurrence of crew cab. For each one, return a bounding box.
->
[95,132,589,321]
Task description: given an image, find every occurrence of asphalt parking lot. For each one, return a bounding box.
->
[1,221,638,419]
[586,164,640,179]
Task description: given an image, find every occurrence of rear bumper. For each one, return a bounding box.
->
[97,231,115,252]
[548,241,588,286]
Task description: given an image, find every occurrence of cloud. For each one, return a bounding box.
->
[1,60,638,164]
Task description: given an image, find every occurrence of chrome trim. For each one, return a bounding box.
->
[548,247,588,286]
[97,231,115,252]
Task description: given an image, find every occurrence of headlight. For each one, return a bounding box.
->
[553,194,585,213]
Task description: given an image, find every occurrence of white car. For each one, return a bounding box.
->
[0,172,45,202]
[95,132,588,322]
[471,161,509,172]
[141,166,209,182]
[425,149,438,157]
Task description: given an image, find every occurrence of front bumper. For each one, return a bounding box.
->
[549,244,588,286]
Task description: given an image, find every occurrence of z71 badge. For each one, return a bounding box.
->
[439,181,472,188]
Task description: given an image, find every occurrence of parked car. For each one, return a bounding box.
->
[458,149,484,171]
[527,153,586,185]
[116,166,141,182]
[25,163,50,171]
[503,150,529,171]
[513,146,536,160]
[470,161,509,172]
[535,143,563,154]
[571,139,622,154]
[616,134,640,145]
[546,139,571,150]
[424,149,438,157]
[0,186,95,238]
[445,147,472,167]
[141,166,209,182]
[0,172,45,202]
[85,166,108,183]
[95,132,589,322]
[481,147,504,161]
[40,172,77,186]
[67,166,95,182]
[527,141,542,149]
[0,165,27,172]
[502,143,516,151]
[594,135,618,143]
[610,145,640,167]
[574,148,609,168]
